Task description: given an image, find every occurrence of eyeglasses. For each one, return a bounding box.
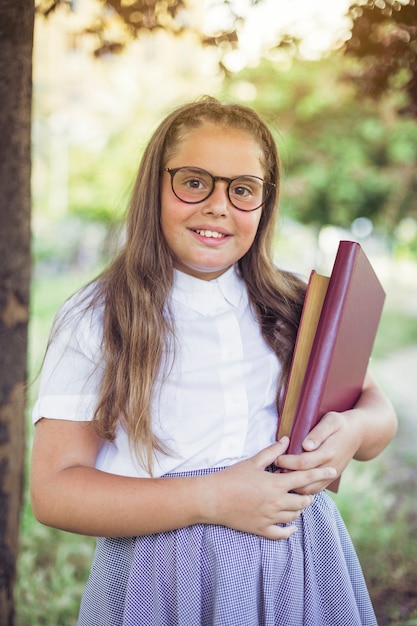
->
[164,166,275,212]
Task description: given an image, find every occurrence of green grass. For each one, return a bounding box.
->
[16,269,417,625]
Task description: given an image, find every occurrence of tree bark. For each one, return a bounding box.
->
[0,1,34,624]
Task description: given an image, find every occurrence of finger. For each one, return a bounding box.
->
[276,450,321,471]
[275,506,305,525]
[285,466,337,492]
[277,492,314,516]
[292,471,342,495]
[252,437,290,469]
[302,412,340,451]
[265,524,298,541]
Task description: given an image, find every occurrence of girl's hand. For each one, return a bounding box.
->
[276,372,398,495]
[276,410,360,495]
[203,437,337,540]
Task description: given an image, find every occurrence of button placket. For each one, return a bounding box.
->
[214,310,249,462]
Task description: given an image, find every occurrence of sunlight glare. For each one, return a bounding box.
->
[204,0,352,65]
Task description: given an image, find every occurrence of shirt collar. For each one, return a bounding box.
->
[172,265,246,316]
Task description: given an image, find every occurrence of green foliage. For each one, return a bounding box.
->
[345,0,417,117]
[16,507,95,626]
[222,55,417,237]
[332,459,417,625]
[67,127,139,225]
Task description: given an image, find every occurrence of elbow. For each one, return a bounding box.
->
[355,400,398,462]
[30,488,48,527]
[30,478,57,529]
[381,397,399,448]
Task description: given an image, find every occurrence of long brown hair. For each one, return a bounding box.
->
[86,96,305,473]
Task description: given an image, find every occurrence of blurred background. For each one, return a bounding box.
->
[18,0,417,623]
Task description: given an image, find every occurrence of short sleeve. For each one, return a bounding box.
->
[32,285,105,424]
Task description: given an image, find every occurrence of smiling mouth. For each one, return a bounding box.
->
[193,229,228,239]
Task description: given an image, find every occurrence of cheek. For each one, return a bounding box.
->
[160,192,195,253]
[241,212,262,243]
[241,214,263,256]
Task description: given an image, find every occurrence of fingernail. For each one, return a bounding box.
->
[279,436,289,444]
[327,467,337,477]
[304,438,316,450]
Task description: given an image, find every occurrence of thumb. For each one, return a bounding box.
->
[252,436,290,469]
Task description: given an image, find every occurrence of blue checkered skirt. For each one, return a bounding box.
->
[77,468,377,626]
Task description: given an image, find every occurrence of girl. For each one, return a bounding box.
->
[30,96,397,625]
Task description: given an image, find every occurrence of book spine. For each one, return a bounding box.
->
[277,270,318,439]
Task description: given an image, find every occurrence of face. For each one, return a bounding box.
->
[161,123,265,281]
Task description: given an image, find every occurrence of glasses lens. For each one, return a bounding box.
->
[169,167,271,211]
[172,168,213,203]
[229,176,265,211]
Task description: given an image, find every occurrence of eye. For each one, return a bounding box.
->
[184,177,205,190]
[176,168,211,193]
[230,177,262,199]
[231,184,253,198]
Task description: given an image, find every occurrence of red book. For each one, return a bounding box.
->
[277,240,386,491]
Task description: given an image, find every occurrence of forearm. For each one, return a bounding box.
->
[352,373,398,461]
[31,418,213,537]
[31,466,209,537]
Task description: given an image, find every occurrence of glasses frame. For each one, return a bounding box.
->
[164,166,276,212]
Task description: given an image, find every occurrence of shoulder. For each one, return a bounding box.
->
[51,281,104,358]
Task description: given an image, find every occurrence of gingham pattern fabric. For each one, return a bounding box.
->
[78,469,377,626]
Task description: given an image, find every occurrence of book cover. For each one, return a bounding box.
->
[278,240,386,491]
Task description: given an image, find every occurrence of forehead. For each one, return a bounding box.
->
[168,123,265,177]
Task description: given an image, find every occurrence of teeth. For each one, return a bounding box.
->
[195,229,226,239]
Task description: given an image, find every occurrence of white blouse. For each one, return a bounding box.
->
[32,266,281,478]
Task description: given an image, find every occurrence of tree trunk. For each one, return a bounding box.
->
[0,1,34,624]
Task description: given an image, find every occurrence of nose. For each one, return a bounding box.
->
[202,179,230,215]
